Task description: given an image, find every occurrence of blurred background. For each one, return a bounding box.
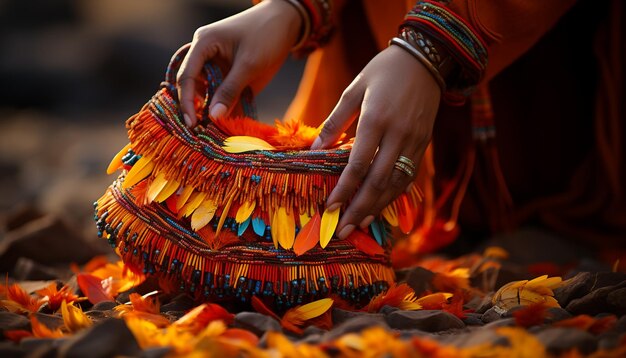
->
[0,0,306,240]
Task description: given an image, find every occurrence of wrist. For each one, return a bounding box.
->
[259,0,304,48]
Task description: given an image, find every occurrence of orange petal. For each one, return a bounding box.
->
[320,206,340,249]
[293,212,321,256]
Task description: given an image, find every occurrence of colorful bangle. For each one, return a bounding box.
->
[389,37,446,91]
[401,0,488,103]
[289,0,334,56]
[282,0,312,51]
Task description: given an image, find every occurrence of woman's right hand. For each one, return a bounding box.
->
[177,0,302,127]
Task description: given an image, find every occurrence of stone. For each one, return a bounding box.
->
[0,312,30,332]
[438,328,507,348]
[535,327,597,355]
[379,305,399,315]
[0,343,25,358]
[566,281,626,316]
[323,315,390,341]
[90,301,117,311]
[474,294,494,314]
[545,307,573,323]
[32,312,64,330]
[58,318,142,358]
[607,287,626,315]
[159,294,195,313]
[462,313,484,326]
[233,312,282,337]
[481,307,503,324]
[555,272,626,307]
[141,347,172,358]
[332,308,384,325]
[385,310,465,332]
[482,318,516,329]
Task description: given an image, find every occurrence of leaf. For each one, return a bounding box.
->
[127,292,160,314]
[252,217,266,236]
[432,268,470,293]
[30,316,64,338]
[61,300,92,332]
[345,229,384,256]
[365,283,420,313]
[320,207,340,249]
[416,293,453,310]
[35,283,82,312]
[222,136,276,153]
[513,302,550,328]
[293,212,321,256]
[76,273,114,304]
[123,155,154,189]
[0,282,44,313]
[146,171,168,203]
[107,143,132,174]
[554,314,617,335]
[174,303,235,334]
[281,298,334,334]
[270,206,296,250]
[3,330,32,343]
[492,275,562,311]
[220,328,259,346]
[251,296,281,321]
[235,201,256,224]
[191,198,217,231]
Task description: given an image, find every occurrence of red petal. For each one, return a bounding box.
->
[345,229,384,256]
[293,212,321,256]
[77,273,113,304]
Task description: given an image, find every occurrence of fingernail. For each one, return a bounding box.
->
[210,103,227,119]
[359,215,375,229]
[311,137,322,150]
[183,113,192,127]
[337,224,355,240]
[326,202,341,212]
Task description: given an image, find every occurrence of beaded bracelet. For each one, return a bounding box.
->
[389,37,447,91]
[401,0,488,103]
[291,0,333,56]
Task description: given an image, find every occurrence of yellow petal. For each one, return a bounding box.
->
[123,156,154,189]
[235,201,256,224]
[191,199,217,231]
[147,172,168,203]
[154,178,180,203]
[319,207,340,249]
[107,143,132,175]
[271,206,295,249]
[299,211,312,228]
[176,186,195,212]
[61,300,92,332]
[293,298,334,321]
[222,136,276,153]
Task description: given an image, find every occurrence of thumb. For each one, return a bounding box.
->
[311,85,362,150]
[209,60,252,119]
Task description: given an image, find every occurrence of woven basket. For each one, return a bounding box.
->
[95,45,421,309]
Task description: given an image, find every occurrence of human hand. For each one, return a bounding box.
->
[177,0,302,127]
[311,44,441,239]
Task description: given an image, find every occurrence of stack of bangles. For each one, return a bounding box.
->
[280,0,333,56]
[390,0,488,104]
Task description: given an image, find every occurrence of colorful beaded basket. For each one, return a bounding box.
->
[95,45,422,309]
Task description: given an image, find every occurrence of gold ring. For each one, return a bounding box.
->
[396,155,416,171]
[394,161,415,177]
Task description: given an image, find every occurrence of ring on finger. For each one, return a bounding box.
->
[393,161,415,177]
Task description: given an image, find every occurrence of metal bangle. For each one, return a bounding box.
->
[389,37,446,92]
[282,0,312,51]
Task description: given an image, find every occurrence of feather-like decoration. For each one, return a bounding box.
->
[237,217,251,236]
[272,118,320,149]
[345,229,384,256]
[370,220,386,246]
[281,298,334,334]
[381,204,399,227]
[215,194,235,237]
[271,206,295,249]
[180,192,207,218]
[293,212,321,256]
[123,156,154,189]
[397,196,415,234]
[235,201,256,224]
[154,177,180,203]
[299,211,312,228]
[212,116,279,144]
[251,296,281,321]
[191,199,217,231]
[146,172,168,203]
[222,136,276,153]
[252,217,266,237]
[107,143,132,175]
[175,186,195,212]
[492,275,562,312]
[320,207,340,249]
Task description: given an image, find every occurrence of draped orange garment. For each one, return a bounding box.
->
[283,0,625,254]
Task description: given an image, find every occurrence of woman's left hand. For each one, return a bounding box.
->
[311,44,441,239]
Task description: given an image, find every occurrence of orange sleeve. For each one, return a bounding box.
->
[444,0,576,79]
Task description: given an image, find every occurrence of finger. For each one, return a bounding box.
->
[177,40,219,127]
[311,82,363,150]
[208,56,254,120]
[366,145,425,226]
[335,134,402,239]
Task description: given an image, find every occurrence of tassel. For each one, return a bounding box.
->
[293,212,321,256]
[320,207,340,249]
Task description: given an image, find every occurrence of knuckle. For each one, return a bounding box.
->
[319,119,338,140]
[217,82,239,103]
[368,174,389,192]
[346,160,369,179]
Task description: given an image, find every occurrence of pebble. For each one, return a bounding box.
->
[385,310,465,332]
[233,312,282,336]
[0,312,30,332]
[58,318,142,358]
[535,327,597,355]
